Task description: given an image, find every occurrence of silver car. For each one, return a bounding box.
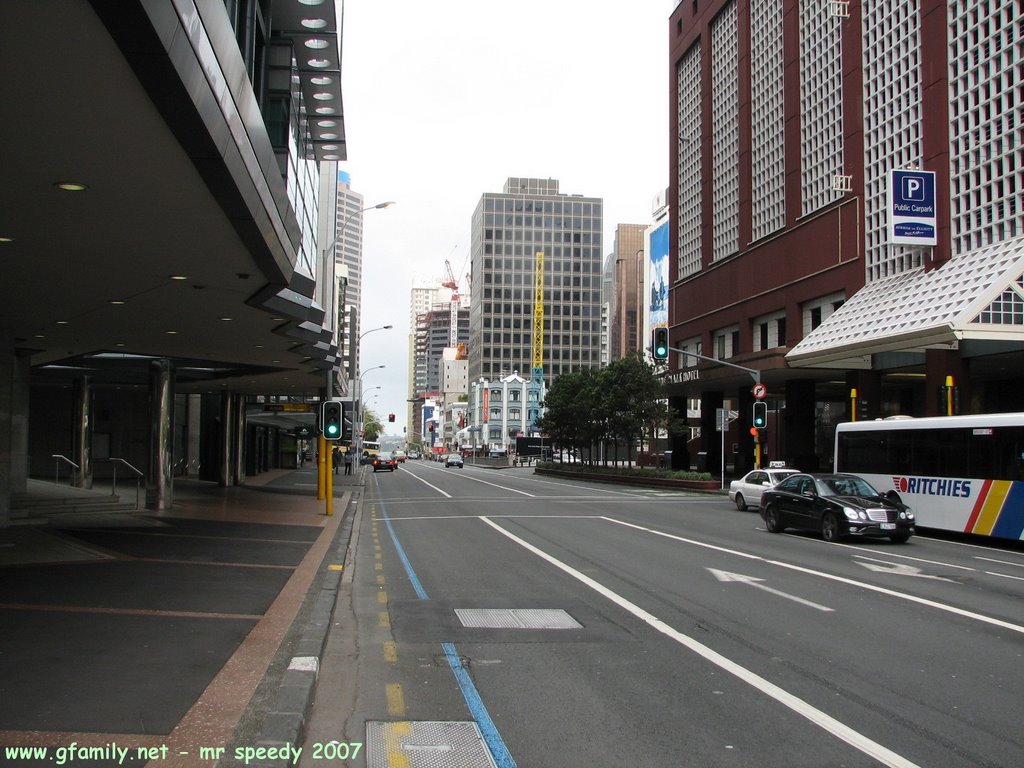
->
[728,468,799,510]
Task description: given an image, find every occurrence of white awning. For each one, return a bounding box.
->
[787,235,1024,368]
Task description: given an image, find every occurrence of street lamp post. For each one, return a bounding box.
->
[355,365,386,455]
[324,201,395,397]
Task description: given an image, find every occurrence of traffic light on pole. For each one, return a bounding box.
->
[752,400,767,430]
[321,400,343,440]
[652,327,669,361]
[388,413,396,422]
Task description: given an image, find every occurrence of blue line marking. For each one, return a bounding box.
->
[374,476,515,766]
[442,642,517,768]
[375,474,429,600]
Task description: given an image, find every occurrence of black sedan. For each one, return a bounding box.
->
[760,473,915,543]
[372,454,398,472]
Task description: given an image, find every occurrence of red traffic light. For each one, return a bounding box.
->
[388,413,396,422]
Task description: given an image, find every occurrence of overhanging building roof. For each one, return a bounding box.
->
[787,235,1024,368]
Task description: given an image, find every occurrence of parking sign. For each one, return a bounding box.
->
[889,169,937,246]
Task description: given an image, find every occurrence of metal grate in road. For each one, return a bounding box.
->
[366,720,497,768]
[454,607,582,629]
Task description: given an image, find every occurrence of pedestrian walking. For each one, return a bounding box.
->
[332,447,341,475]
[344,450,353,475]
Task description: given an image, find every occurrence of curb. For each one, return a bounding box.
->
[219,492,359,768]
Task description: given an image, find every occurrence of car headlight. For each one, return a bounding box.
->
[843,507,864,521]
[900,509,915,520]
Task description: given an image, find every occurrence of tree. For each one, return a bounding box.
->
[363,409,383,442]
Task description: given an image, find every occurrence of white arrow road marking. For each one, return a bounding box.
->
[708,569,835,612]
[854,557,957,582]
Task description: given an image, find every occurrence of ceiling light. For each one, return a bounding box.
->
[304,38,329,49]
[301,18,328,29]
[169,274,188,281]
[317,119,337,127]
[311,76,333,86]
[108,299,126,305]
[313,92,333,101]
[0,236,14,243]
[308,58,330,68]
[55,182,88,191]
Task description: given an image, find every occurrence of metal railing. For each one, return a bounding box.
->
[97,457,144,510]
[51,454,79,485]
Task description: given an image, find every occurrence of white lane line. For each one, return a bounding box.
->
[708,568,834,612]
[604,516,1024,636]
[397,466,452,498]
[479,516,920,768]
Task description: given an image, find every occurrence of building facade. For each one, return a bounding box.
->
[1,0,349,520]
[469,178,604,385]
[331,170,367,381]
[609,223,648,361]
[667,0,1024,474]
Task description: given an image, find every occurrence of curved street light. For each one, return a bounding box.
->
[325,202,395,397]
[355,365,386,454]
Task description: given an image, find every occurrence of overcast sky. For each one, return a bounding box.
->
[337,1,672,437]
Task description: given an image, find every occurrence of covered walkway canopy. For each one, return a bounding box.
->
[787,235,1024,369]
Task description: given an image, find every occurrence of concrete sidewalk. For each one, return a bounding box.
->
[0,466,365,768]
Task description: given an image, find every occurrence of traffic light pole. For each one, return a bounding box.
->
[667,346,761,383]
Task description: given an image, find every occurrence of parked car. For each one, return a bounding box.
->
[759,473,915,543]
[394,450,407,463]
[728,468,800,510]
[372,454,398,472]
[444,453,464,468]
[407,450,421,460]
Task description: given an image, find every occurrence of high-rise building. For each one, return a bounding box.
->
[331,170,367,380]
[666,0,1024,473]
[609,223,647,361]
[469,178,604,384]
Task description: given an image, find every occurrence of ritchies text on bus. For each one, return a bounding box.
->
[891,476,972,498]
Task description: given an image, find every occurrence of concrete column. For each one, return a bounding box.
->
[0,348,31,525]
[784,379,818,471]
[219,392,234,488]
[147,359,175,511]
[699,391,724,475]
[926,349,969,416]
[73,376,93,489]
[186,394,201,476]
[233,393,246,485]
[845,370,882,421]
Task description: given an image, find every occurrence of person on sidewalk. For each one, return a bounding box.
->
[332,447,341,475]
[344,449,353,476]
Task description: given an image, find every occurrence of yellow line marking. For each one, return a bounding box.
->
[383,640,398,663]
[377,590,388,604]
[327,564,344,571]
[375,562,383,571]
[377,575,386,585]
[386,683,406,717]
[378,611,390,628]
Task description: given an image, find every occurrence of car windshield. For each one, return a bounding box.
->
[816,476,879,497]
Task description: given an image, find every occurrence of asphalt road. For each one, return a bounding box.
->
[302,461,1024,768]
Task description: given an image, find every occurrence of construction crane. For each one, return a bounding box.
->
[531,250,545,389]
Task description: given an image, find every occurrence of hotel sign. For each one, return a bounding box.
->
[888,169,937,246]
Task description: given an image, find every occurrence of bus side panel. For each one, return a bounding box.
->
[988,481,1024,540]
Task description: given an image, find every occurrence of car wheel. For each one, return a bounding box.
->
[763,504,784,533]
[734,493,747,511]
[821,512,842,543]
[889,530,912,544]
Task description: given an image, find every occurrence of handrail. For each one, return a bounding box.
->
[97,457,144,510]
[51,454,79,485]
